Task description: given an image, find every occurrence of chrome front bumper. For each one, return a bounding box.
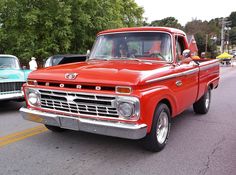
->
[0,92,24,101]
[20,107,147,139]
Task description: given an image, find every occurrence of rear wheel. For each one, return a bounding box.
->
[193,87,211,114]
[44,125,66,132]
[143,103,171,152]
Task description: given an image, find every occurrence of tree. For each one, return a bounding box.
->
[185,19,219,57]
[229,11,236,27]
[0,0,144,62]
[120,0,144,27]
[0,0,72,63]
[229,27,236,45]
[150,17,183,29]
[67,0,144,53]
[229,12,236,46]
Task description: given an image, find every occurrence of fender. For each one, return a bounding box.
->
[138,85,178,133]
[207,76,220,90]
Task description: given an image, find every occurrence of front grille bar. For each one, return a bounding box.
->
[0,82,24,93]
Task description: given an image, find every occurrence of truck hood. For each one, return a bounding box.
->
[0,69,31,82]
[28,60,172,86]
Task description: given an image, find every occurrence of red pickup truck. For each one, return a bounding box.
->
[20,27,219,152]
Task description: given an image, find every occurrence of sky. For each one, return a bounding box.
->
[134,0,236,26]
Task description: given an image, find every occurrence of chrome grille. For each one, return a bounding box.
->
[0,82,24,94]
[39,89,119,118]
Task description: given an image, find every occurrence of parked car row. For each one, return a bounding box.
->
[0,53,87,102]
[231,50,236,57]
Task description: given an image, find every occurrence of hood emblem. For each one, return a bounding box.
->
[65,73,78,80]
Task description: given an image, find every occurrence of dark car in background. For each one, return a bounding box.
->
[232,50,236,58]
[44,54,87,67]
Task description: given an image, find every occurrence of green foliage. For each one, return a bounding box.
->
[120,0,144,27]
[0,0,72,62]
[0,0,144,63]
[229,12,236,46]
[150,17,183,30]
[229,27,236,45]
[185,19,219,57]
[229,11,236,27]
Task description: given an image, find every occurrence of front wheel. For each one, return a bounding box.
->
[193,87,211,114]
[143,103,171,152]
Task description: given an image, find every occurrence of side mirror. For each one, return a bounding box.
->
[86,50,90,59]
[180,49,193,64]
[182,49,191,58]
[87,50,90,56]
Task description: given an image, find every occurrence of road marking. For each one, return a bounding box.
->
[0,125,48,148]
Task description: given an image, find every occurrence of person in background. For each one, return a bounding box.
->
[29,57,38,70]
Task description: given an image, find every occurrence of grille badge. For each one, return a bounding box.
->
[76,85,82,89]
[66,96,76,103]
[95,86,101,90]
[65,73,78,80]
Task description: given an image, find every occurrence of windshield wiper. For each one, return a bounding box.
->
[129,57,168,63]
[88,58,109,61]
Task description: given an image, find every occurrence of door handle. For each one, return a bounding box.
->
[176,80,182,87]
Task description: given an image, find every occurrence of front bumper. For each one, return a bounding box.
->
[0,92,24,101]
[20,107,147,140]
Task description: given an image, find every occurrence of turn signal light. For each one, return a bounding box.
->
[27,80,37,86]
[116,86,132,94]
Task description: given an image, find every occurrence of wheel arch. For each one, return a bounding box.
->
[209,83,213,90]
[158,98,172,117]
[139,86,177,133]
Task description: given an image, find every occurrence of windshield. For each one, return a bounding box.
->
[44,56,63,67]
[89,32,173,62]
[0,57,20,69]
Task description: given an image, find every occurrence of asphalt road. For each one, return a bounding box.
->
[0,66,236,175]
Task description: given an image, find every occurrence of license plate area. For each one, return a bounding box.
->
[59,116,79,130]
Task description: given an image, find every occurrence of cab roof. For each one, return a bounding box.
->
[98,27,186,36]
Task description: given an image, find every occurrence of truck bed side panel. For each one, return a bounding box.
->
[197,60,220,101]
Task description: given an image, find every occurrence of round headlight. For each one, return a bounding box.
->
[117,102,134,118]
[28,92,40,106]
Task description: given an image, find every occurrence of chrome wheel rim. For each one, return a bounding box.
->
[205,91,210,109]
[156,110,169,144]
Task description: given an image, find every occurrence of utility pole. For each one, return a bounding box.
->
[220,18,225,53]
[205,34,208,53]
[220,18,231,53]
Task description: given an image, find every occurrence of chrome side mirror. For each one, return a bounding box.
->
[86,50,90,59]
[182,49,191,58]
[87,50,90,56]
